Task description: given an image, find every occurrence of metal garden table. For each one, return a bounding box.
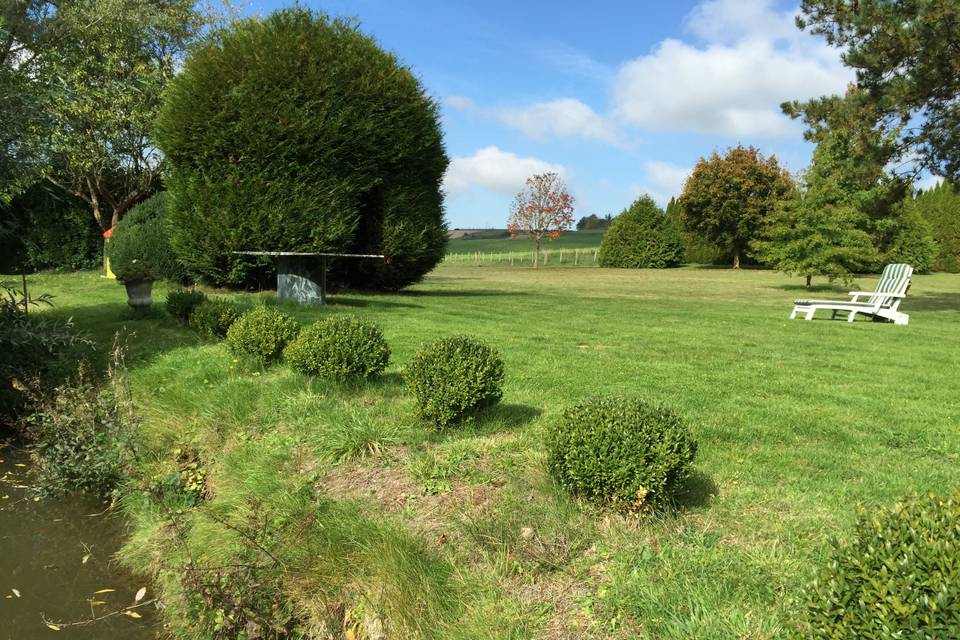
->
[233,251,385,305]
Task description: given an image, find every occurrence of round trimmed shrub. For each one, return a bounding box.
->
[166,288,207,326]
[284,315,390,380]
[546,397,697,512]
[796,492,960,639]
[156,8,448,291]
[107,193,183,282]
[403,336,504,429]
[599,195,684,269]
[225,306,300,364]
[189,298,244,341]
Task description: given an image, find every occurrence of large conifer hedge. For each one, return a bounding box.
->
[155,9,448,290]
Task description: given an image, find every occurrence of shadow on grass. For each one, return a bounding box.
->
[398,289,528,299]
[433,403,543,443]
[904,292,960,312]
[774,283,849,294]
[672,469,719,510]
[42,301,199,375]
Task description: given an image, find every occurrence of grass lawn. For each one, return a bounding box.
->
[16,264,960,639]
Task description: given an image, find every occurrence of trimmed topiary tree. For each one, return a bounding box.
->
[106,193,183,283]
[599,195,684,268]
[189,298,244,341]
[166,288,208,326]
[225,306,300,365]
[796,492,960,639]
[546,397,697,512]
[284,315,390,380]
[227,307,300,364]
[155,8,448,290]
[403,336,504,429]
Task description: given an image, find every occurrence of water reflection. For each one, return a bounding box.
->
[0,445,157,639]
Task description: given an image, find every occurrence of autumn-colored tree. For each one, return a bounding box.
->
[507,172,574,268]
[679,145,794,268]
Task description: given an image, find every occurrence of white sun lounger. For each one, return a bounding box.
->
[790,263,913,325]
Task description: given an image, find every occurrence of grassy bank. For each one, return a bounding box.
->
[17,265,960,639]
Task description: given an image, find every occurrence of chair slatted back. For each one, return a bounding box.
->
[868,263,913,308]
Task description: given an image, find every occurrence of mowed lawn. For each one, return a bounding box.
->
[20,264,960,639]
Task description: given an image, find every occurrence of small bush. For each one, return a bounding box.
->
[403,335,504,429]
[166,288,207,325]
[284,315,390,380]
[226,306,300,365]
[21,370,135,498]
[546,397,697,512]
[189,298,243,341]
[106,192,183,282]
[796,492,960,639]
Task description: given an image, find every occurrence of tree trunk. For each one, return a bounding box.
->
[533,236,541,268]
[805,274,812,288]
[732,246,741,269]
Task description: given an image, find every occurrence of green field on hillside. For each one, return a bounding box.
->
[448,229,606,253]
[16,265,960,639]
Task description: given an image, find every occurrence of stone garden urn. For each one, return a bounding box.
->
[123,279,154,308]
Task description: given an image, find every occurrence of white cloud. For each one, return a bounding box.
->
[625,161,693,207]
[444,95,475,111]
[495,99,619,144]
[645,160,692,196]
[611,0,852,138]
[443,146,567,196]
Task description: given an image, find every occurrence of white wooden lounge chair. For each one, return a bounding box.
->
[790,263,913,325]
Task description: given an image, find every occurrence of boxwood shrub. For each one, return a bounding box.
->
[284,315,390,380]
[226,306,300,365]
[403,336,504,429]
[166,288,207,326]
[546,397,697,512]
[189,298,243,341]
[796,492,960,639]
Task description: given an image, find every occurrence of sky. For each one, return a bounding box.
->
[248,0,858,229]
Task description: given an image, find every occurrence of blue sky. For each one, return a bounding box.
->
[249,0,856,228]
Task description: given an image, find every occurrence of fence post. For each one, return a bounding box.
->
[574,250,579,266]
[593,249,598,262]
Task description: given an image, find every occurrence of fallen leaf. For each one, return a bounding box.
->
[81,554,90,564]
[89,600,107,606]
[93,588,115,594]
[14,463,26,468]
[11,588,20,598]
[46,624,61,631]
[124,611,142,619]
[4,595,11,599]
[134,587,146,602]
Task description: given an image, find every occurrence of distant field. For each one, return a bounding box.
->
[447,229,606,253]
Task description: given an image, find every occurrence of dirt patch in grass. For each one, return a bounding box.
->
[318,459,504,543]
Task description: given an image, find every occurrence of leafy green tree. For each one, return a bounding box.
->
[157,8,449,290]
[665,196,727,265]
[753,142,878,287]
[789,0,960,181]
[0,1,52,204]
[4,0,207,231]
[598,195,683,269]
[576,214,612,231]
[679,145,794,268]
[908,180,960,272]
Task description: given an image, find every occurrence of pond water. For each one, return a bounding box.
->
[0,444,158,639]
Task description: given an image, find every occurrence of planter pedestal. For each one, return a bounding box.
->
[123,279,154,308]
